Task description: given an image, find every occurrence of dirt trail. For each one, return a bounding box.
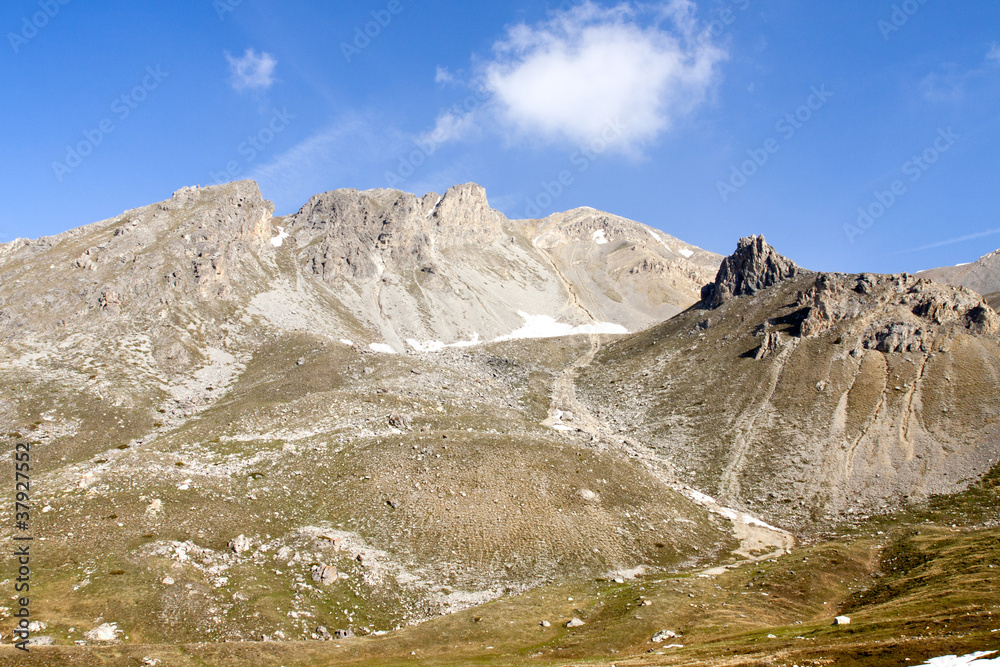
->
[542,334,604,438]
[543,333,796,563]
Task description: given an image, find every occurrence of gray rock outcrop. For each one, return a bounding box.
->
[702,235,802,309]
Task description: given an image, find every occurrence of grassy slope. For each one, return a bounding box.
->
[4,455,999,666]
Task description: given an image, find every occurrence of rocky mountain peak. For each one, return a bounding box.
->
[701,234,802,308]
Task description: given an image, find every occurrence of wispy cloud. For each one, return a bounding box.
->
[226,48,278,92]
[901,227,1000,254]
[919,46,1000,102]
[434,66,454,84]
[418,110,479,146]
[919,67,969,103]
[426,0,726,153]
[988,44,1000,65]
[250,114,404,211]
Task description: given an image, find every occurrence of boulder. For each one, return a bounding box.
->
[652,629,678,642]
[84,622,122,642]
[229,534,253,554]
[311,564,337,585]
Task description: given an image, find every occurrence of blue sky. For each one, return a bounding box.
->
[2,0,998,274]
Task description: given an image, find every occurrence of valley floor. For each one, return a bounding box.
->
[4,515,998,666]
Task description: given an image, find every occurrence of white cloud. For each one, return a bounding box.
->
[919,70,966,103]
[418,111,478,146]
[226,48,277,91]
[988,44,1000,65]
[435,66,454,84]
[901,226,1000,254]
[473,0,726,150]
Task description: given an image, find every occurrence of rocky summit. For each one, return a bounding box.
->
[700,234,803,309]
[1,182,1000,667]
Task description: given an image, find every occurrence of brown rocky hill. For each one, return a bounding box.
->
[578,236,1000,527]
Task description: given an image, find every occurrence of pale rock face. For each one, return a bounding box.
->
[274,183,720,350]
[0,180,719,357]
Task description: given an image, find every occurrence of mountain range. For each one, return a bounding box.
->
[1,181,998,666]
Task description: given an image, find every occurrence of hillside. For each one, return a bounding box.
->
[579,237,1000,527]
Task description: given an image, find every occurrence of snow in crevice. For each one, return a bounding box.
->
[365,313,628,355]
[426,195,444,218]
[270,226,290,247]
[592,229,609,245]
[646,227,695,259]
[685,488,786,533]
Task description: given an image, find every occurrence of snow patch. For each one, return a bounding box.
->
[593,229,609,245]
[646,228,672,253]
[685,489,785,532]
[369,343,397,354]
[493,312,628,342]
[339,339,354,346]
[645,227,695,258]
[918,652,1000,666]
[270,226,290,247]
[407,334,482,353]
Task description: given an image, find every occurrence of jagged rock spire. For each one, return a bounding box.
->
[701,235,801,309]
